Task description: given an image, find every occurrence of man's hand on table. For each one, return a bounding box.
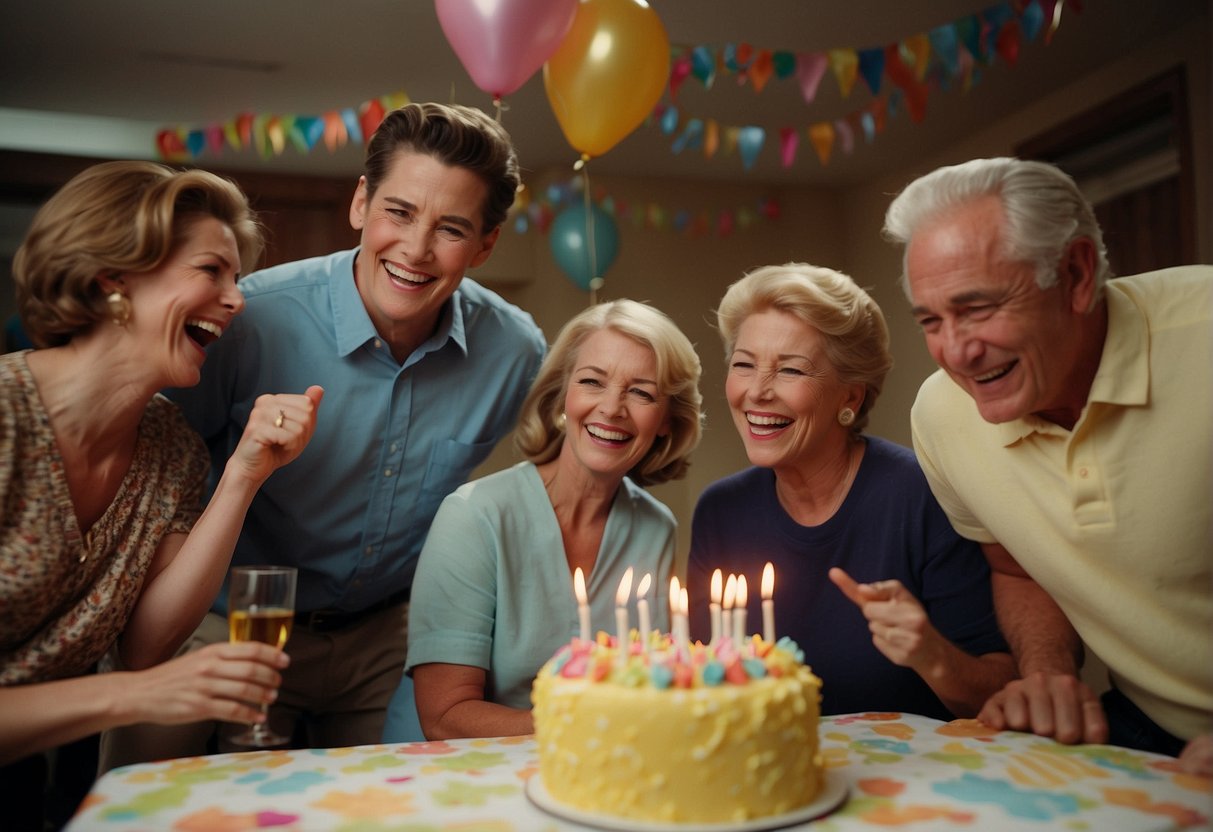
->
[1179,734,1213,776]
[977,671,1108,745]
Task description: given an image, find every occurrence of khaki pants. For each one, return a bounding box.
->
[99,601,408,773]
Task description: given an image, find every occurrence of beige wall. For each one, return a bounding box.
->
[472,9,1211,578]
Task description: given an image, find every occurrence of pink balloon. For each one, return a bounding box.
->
[436,0,578,98]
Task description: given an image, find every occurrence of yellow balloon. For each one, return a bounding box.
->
[543,0,670,159]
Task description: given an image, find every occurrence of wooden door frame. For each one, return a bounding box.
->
[1015,65,1196,265]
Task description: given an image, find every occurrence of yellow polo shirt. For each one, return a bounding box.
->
[911,266,1213,740]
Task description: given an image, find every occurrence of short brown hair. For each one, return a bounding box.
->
[363,102,520,233]
[13,160,261,348]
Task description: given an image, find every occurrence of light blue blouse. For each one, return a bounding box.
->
[405,462,675,709]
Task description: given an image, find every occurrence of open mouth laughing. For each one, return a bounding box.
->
[586,423,633,445]
[185,318,222,349]
[974,361,1016,384]
[383,260,435,287]
[746,412,792,437]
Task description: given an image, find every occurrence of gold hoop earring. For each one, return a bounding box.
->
[837,407,855,427]
[107,290,131,328]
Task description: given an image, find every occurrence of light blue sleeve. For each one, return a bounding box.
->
[405,488,499,673]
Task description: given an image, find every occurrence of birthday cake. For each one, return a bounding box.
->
[531,633,822,824]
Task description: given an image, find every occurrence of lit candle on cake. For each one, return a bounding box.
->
[669,575,680,634]
[761,562,775,643]
[635,572,652,652]
[733,574,748,646]
[669,576,687,649]
[615,567,633,661]
[679,587,690,652]
[574,567,591,643]
[709,569,723,645]
[721,573,737,646]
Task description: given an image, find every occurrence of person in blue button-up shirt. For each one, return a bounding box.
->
[100,103,546,768]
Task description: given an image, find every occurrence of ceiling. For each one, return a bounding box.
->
[0,0,1204,188]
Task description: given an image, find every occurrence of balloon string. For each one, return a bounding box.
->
[580,161,597,306]
[493,95,504,123]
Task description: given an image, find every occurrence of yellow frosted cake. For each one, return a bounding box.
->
[531,633,822,824]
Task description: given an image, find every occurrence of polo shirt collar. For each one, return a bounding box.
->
[994,282,1148,445]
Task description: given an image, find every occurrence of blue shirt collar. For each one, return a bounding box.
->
[330,248,470,361]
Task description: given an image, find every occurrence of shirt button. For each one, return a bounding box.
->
[374,338,383,349]
[1079,467,1089,478]
[384,468,393,476]
[390,443,398,453]
[364,546,373,555]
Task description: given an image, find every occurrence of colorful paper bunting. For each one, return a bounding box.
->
[513,175,779,239]
[669,54,693,100]
[778,126,798,168]
[654,0,1080,170]
[828,49,859,97]
[737,126,765,170]
[795,53,829,104]
[857,48,885,95]
[748,50,775,93]
[154,91,406,163]
[772,51,797,80]
[807,122,834,165]
[1020,0,1045,41]
[690,45,716,87]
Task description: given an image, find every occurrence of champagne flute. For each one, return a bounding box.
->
[227,565,296,747]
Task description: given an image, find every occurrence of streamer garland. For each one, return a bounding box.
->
[152,0,1081,177]
[658,0,1082,169]
[512,178,779,239]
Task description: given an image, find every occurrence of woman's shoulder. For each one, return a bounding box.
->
[145,395,210,470]
[697,466,772,505]
[440,462,543,519]
[862,435,927,481]
[619,477,676,526]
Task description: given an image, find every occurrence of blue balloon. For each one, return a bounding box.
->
[549,203,619,291]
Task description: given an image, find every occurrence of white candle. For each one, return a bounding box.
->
[669,575,681,642]
[709,568,722,645]
[574,567,591,642]
[679,587,690,653]
[761,561,776,644]
[615,567,633,662]
[733,574,748,647]
[635,573,652,652]
[721,573,737,647]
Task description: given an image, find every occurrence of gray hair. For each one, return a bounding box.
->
[883,157,1110,301]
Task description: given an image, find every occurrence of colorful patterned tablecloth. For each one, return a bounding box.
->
[67,713,1211,831]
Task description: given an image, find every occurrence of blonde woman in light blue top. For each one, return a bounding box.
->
[402,300,703,739]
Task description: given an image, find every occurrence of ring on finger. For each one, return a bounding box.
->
[275,409,286,428]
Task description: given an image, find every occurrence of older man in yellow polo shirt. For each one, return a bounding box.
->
[883,157,1212,774]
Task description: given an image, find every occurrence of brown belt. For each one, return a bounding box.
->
[294,586,410,633]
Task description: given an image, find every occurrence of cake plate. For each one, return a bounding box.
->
[525,770,849,832]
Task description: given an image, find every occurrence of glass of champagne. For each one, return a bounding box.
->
[227,565,296,747]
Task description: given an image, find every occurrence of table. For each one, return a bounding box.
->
[67,713,1211,831]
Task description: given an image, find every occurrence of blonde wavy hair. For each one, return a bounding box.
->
[515,300,704,487]
[716,263,892,435]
